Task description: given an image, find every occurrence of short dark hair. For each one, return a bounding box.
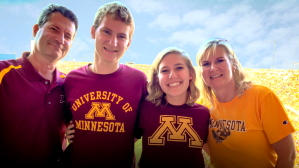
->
[37,3,79,32]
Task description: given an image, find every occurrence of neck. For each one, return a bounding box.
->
[166,93,187,106]
[27,52,56,82]
[213,83,238,103]
[91,56,119,74]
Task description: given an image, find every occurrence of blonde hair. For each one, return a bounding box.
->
[196,38,252,111]
[93,1,134,39]
[146,47,199,107]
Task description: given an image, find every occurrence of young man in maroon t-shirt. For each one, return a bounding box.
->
[0,4,78,166]
[60,2,147,168]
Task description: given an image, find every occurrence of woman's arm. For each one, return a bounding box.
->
[271,133,296,168]
[203,143,210,156]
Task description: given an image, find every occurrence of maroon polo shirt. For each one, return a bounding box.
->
[0,52,67,166]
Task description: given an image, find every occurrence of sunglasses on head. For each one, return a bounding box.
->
[211,37,229,44]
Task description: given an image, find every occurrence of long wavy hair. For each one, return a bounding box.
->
[146,47,200,107]
[196,38,252,111]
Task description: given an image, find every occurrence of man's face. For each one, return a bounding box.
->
[91,14,131,64]
[33,12,76,62]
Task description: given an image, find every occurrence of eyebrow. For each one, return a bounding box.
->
[102,27,128,37]
[202,56,224,62]
[160,63,184,69]
[66,32,73,38]
[101,27,112,32]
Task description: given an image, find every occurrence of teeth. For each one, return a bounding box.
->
[105,47,116,52]
[169,83,180,87]
[211,74,222,79]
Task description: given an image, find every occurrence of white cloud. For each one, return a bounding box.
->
[0,5,17,14]
[24,4,41,19]
[125,0,164,15]
[149,13,181,31]
[66,37,93,60]
[272,36,299,69]
[147,37,165,44]
[182,10,211,26]
[5,4,40,18]
[167,28,210,47]
[167,4,263,47]
[126,50,142,59]
[162,0,298,70]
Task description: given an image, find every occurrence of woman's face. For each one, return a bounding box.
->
[200,46,235,91]
[158,53,192,102]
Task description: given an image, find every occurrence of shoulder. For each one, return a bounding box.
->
[245,85,273,97]
[57,70,66,78]
[139,100,155,109]
[0,59,20,70]
[65,65,88,78]
[56,70,67,86]
[122,64,147,80]
[192,103,210,115]
[139,100,157,115]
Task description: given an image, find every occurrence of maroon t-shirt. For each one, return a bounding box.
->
[61,64,147,167]
[136,100,210,168]
[0,52,67,166]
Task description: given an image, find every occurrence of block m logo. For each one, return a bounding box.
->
[85,102,115,120]
[148,115,203,148]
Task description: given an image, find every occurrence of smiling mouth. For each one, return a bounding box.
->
[168,82,181,87]
[210,74,223,79]
[50,43,63,50]
[104,47,117,52]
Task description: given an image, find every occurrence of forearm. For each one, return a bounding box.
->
[203,143,210,156]
[275,155,296,168]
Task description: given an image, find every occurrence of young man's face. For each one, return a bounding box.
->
[91,14,131,64]
[33,12,76,62]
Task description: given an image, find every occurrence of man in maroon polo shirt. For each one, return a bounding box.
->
[0,3,78,166]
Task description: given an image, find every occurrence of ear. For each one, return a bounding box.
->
[33,24,39,38]
[125,39,131,51]
[231,61,236,73]
[189,70,193,80]
[91,25,95,39]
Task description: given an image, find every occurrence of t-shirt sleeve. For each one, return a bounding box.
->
[64,107,73,124]
[204,111,210,144]
[260,90,296,144]
[134,101,144,139]
[134,110,143,139]
[141,75,148,101]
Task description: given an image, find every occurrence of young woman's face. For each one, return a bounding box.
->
[200,46,235,91]
[158,53,192,102]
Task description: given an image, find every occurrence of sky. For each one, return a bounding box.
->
[0,0,298,69]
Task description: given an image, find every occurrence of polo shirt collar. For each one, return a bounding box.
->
[55,69,65,87]
[19,52,63,86]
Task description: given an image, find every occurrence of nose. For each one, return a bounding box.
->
[54,33,65,46]
[109,35,117,46]
[169,70,177,78]
[210,62,218,71]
